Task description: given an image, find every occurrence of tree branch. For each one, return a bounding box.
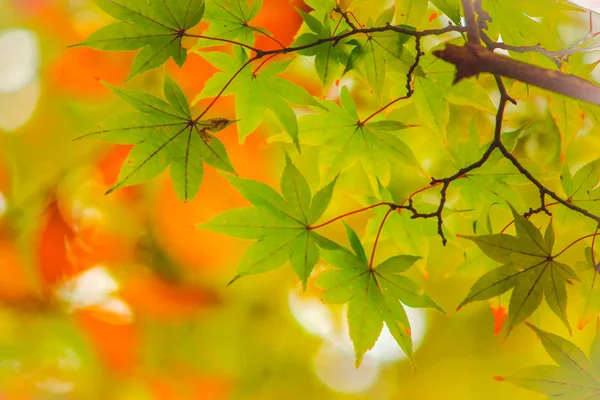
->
[255,24,466,58]
[462,0,480,45]
[433,43,600,105]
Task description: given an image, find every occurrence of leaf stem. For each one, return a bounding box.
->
[248,25,286,49]
[193,57,257,122]
[593,226,599,267]
[183,33,261,52]
[500,202,559,233]
[401,181,443,207]
[309,202,396,230]
[359,36,421,125]
[369,208,393,269]
[252,53,279,76]
[554,232,600,259]
[360,96,409,125]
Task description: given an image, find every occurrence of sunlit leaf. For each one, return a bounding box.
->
[75,0,205,79]
[202,158,338,286]
[502,323,600,399]
[76,75,234,201]
[197,52,318,146]
[459,206,575,337]
[318,224,441,367]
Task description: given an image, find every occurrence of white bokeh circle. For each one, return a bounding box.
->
[0,29,40,93]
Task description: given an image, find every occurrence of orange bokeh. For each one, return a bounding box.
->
[252,0,309,50]
[74,308,140,376]
[120,273,219,321]
[0,242,34,302]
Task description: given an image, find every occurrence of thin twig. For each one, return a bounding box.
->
[370,208,394,269]
[183,33,260,52]
[309,202,395,230]
[554,232,600,258]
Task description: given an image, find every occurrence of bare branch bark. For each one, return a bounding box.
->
[433,43,600,106]
[461,0,480,45]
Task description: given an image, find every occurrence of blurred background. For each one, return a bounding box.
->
[0,0,600,399]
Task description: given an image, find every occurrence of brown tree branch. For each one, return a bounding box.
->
[462,0,480,45]
[433,43,600,105]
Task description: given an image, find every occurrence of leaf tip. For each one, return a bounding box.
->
[409,356,417,372]
[354,357,364,369]
[490,305,507,337]
[227,274,241,287]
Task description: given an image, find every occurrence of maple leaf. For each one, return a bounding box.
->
[549,94,583,159]
[200,155,338,287]
[395,0,428,26]
[74,0,206,79]
[291,9,350,86]
[363,180,435,256]
[76,74,234,201]
[500,323,600,399]
[194,0,265,48]
[561,157,600,215]
[317,223,442,367]
[458,206,578,337]
[195,48,320,147]
[578,246,600,330]
[297,86,421,186]
[338,6,423,100]
[430,0,462,25]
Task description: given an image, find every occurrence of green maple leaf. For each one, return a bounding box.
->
[338,6,421,99]
[200,154,338,287]
[549,94,583,158]
[292,10,349,86]
[76,74,234,201]
[302,0,336,15]
[430,0,461,25]
[561,157,600,213]
[195,49,319,147]
[75,0,205,79]
[194,0,266,48]
[579,246,600,329]
[395,0,428,27]
[317,223,442,367]
[501,323,600,399]
[364,180,435,256]
[458,206,578,337]
[297,86,421,184]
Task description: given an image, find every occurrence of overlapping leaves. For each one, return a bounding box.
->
[195,0,264,48]
[77,74,234,201]
[297,86,421,185]
[579,246,600,329]
[561,157,600,215]
[75,0,205,79]
[502,323,600,399]
[196,48,319,147]
[342,6,420,99]
[200,155,337,286]
[317,223,442,367]
[292,7,349,86]
[459,206,578,337]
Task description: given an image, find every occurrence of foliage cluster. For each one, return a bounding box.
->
[74,0,600,396]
